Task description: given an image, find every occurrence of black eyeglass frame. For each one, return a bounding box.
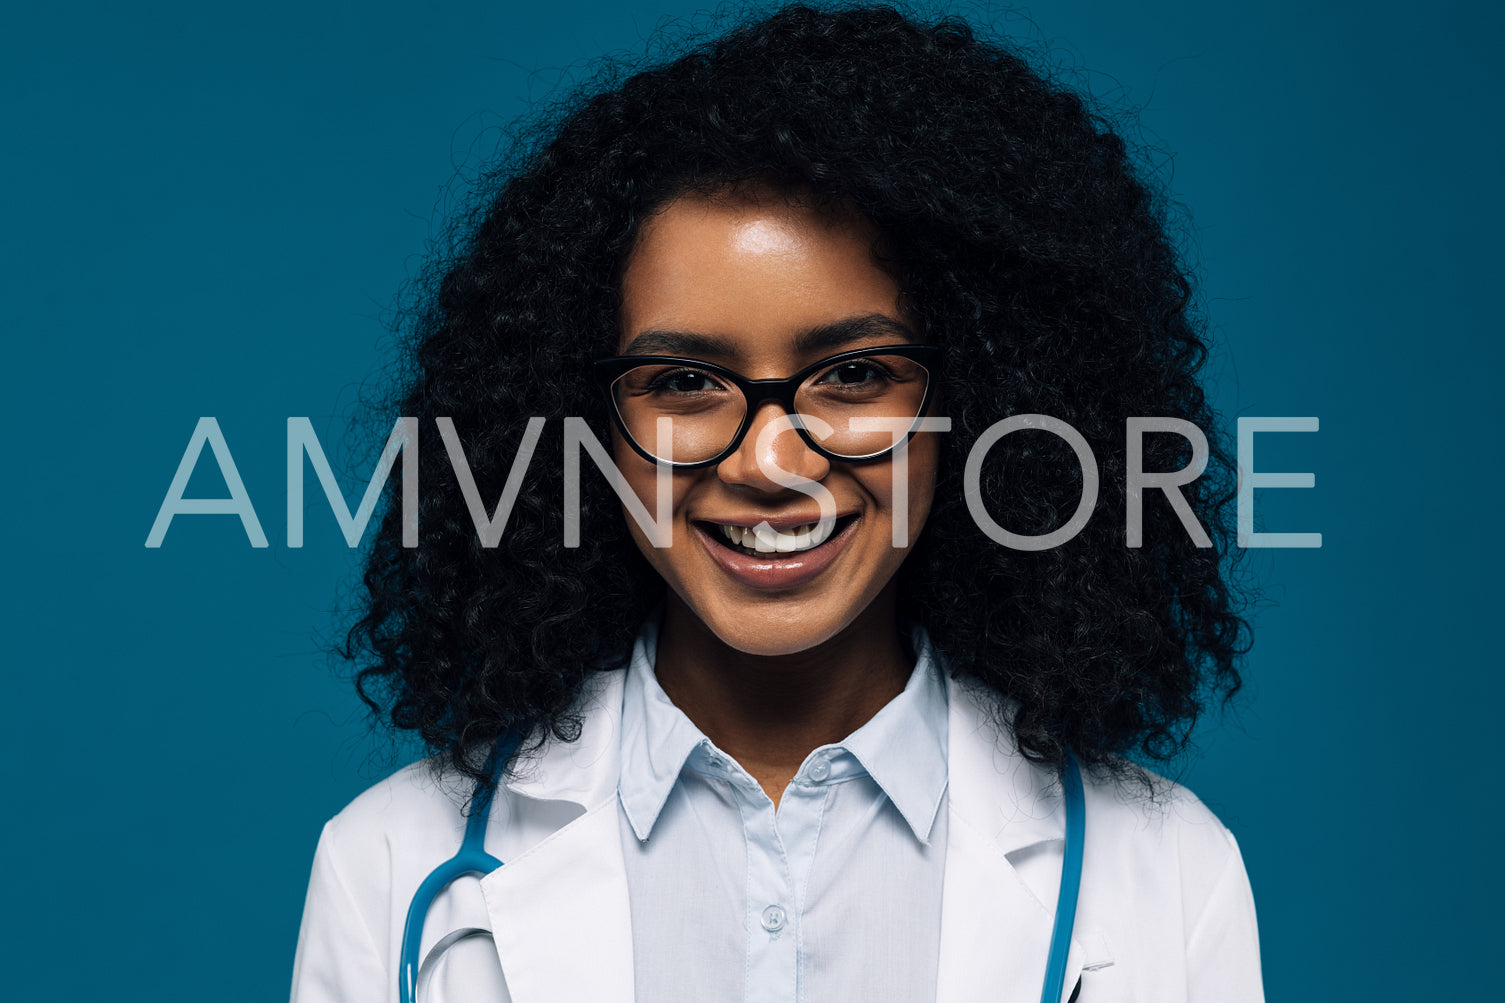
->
[593,344,943,469]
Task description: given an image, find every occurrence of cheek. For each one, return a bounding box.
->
[612,429,648,502]
[860,442,939,548]
[900,441,940,544]
[611,430,656,554]
[611,428,692,554]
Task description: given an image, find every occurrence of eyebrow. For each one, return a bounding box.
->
[620,314,919,358]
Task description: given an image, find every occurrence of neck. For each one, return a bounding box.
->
[652,585,912,806]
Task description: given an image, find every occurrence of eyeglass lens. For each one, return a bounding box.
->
[610,353,931,463]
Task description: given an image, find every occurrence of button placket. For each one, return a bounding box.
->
[741,781,800,1003]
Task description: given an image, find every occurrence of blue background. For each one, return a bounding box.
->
[3,1,1499,998]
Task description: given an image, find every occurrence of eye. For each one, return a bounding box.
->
[649,367,725,394]
[815,359,891,386]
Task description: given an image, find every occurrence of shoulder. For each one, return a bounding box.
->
[1082,759,1240,855]
[291,758,475,1001]
[945,672,1254,931]
[1077,763,1263,996]
[945,675,1262,996]
[314,666,628,881]
[316,757,472,871]
[299,756,477,962]
[320,664,627,845]
[947,672,1240,854]
[1076,760,1248,921]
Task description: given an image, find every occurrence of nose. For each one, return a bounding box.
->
[716,399,831,492]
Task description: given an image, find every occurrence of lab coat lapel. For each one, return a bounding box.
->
[481,801,634,1003]
[937,674,1085,1003]
[479,669,635,1003]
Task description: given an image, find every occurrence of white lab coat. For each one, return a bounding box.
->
[290,667,1263,1002]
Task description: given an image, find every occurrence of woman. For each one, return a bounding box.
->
[291,4,1262,1001]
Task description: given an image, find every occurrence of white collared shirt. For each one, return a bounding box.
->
[616,615,950,1003]
[290,622,1263,1003]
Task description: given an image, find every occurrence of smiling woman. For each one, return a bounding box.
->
[611,191,939,670]
[291,5,1262,1002]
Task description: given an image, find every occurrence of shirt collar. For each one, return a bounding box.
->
[840,624,950,844]
[617,612,950,846]
[617,613,714,842]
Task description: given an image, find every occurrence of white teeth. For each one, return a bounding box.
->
[810,519,835,548]
[753,525,778,553]
[717,519,841,554]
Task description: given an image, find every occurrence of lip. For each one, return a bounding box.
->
[700,512,851,533]
[692,515,860,591]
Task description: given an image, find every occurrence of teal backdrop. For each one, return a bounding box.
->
[3,1,1500,999]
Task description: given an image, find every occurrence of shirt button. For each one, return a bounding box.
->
[760,904,787,932]
[708,754,727,770]
[807,757,830,782]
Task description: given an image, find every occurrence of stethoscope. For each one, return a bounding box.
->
[399,737,1085,1003]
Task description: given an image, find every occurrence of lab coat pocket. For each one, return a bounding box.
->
[1065,927,1120,1002]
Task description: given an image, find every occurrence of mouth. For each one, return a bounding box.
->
[691,514,861,591]
[702,516,855,557]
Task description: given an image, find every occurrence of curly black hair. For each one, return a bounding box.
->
[343,1,1251,793]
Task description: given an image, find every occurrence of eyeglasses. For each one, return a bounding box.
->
[594,344,941,468]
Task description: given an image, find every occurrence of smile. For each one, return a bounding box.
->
[714,519,839,555]
[692,515,861,591]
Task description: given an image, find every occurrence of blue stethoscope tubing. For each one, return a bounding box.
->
[399,735,517,1003]
[399,740,1085,1003]
[1042,748,1086,1003]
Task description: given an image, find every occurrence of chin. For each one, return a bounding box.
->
[691,596,857,657]
[719,630,830,657]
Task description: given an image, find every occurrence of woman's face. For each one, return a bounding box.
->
[613,190,939,656]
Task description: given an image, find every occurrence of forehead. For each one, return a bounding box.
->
[616,191,906,361]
